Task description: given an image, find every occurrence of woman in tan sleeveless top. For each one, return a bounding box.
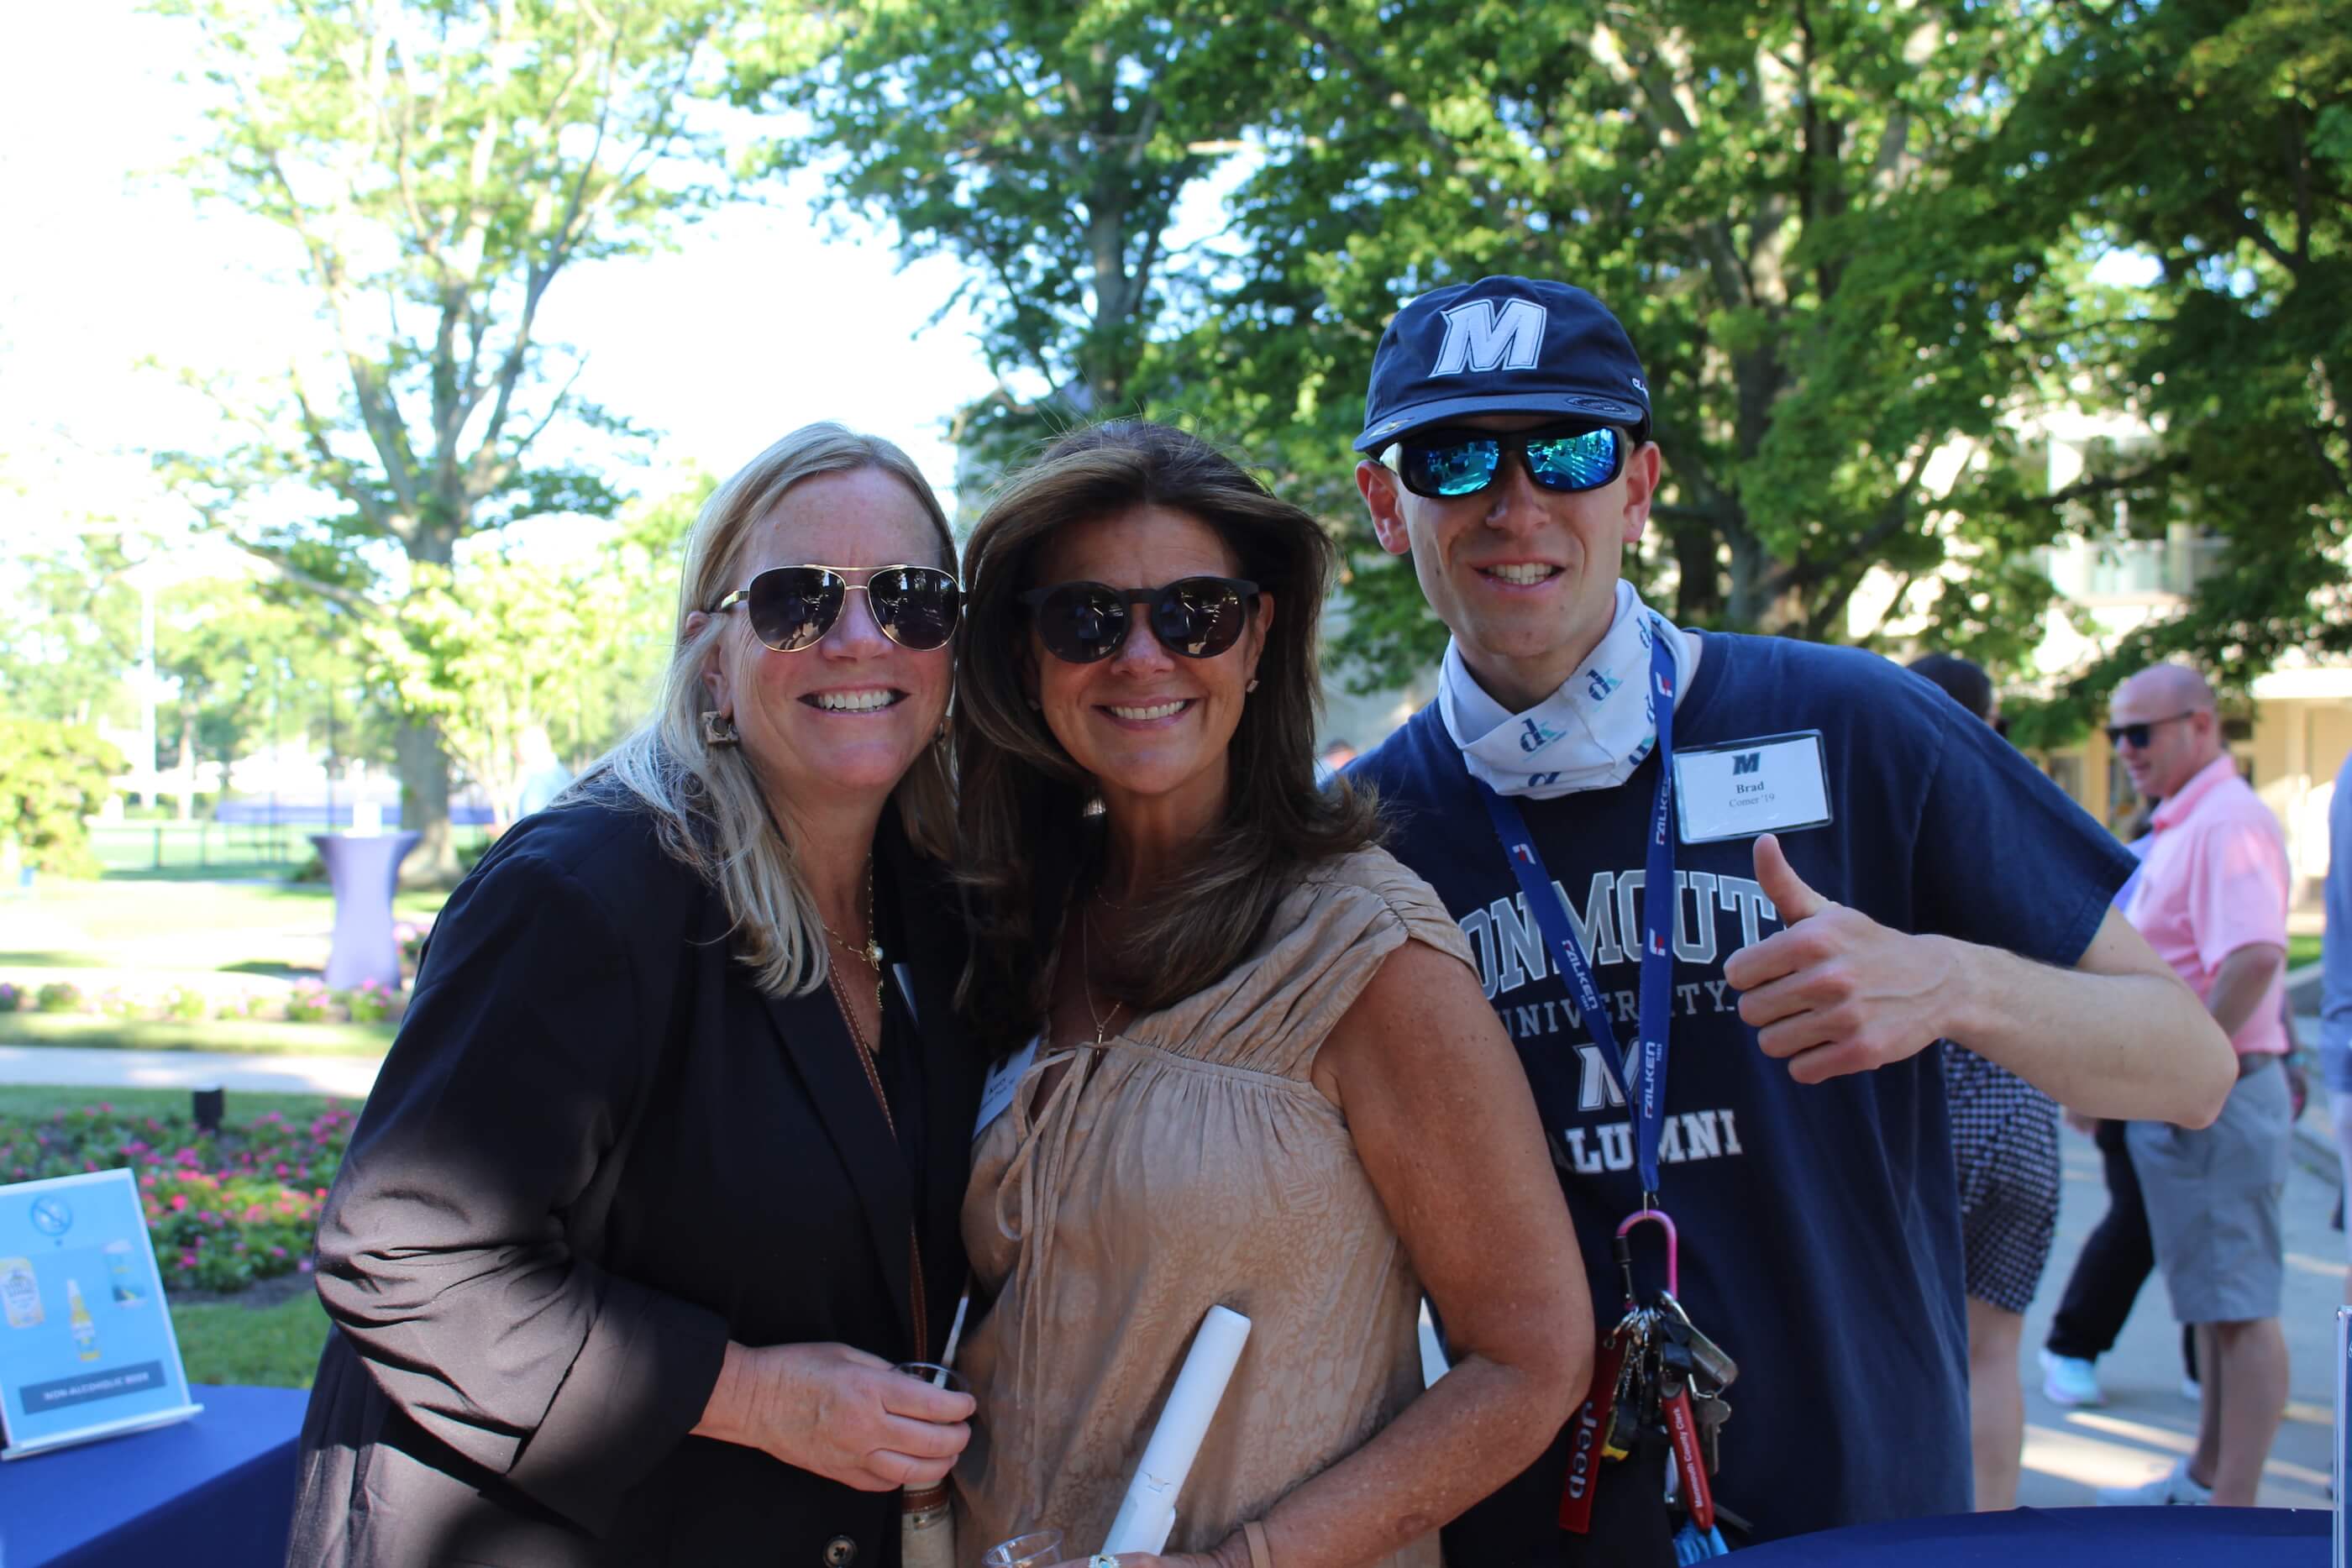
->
[950,422,1591,1568]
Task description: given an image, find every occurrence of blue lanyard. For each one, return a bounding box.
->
[1473,630,1679,1201]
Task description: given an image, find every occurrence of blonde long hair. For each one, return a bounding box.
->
[578,422,956,996]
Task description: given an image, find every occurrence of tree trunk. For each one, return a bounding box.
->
[396,522,465,887]
[1724,527,1802,632]
[396,718,465,886]
[1668,519,1725,625]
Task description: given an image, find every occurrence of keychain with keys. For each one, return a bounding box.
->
[1604,1209,1740,1560]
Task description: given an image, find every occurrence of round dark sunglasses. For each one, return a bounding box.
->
[711,564,961,653]
[1392,424,1625,499]
[1018,576,1260,664]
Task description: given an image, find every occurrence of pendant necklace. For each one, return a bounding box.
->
[821,857,885,1049]
[1079,902,1121,1050]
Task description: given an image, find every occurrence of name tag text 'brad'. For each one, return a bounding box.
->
[1671,731,1834,843]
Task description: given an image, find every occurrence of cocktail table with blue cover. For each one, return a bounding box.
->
[0,1384,306,1568]
[1732,1505,2323,1566]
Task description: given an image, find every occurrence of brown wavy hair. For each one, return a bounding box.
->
[953,420,1382,1051]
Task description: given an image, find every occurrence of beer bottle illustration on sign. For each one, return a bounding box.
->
[0,1257,41,1329]
[67,1277,100,1361]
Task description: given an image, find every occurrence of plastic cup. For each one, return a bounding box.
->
[979,1529,1065,1568]
[895,1360,971,1395]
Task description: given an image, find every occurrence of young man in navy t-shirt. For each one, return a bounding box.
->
[1344,275,2235,1560]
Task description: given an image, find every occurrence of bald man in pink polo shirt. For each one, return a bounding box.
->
[2096,663,2292,1509]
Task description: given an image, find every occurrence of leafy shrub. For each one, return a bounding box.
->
[283,981,333,1023]
[0,982,18,1013]
[161,985,211,1023]
[0,720,123,878]
[0,1102,355,1293]
[341,979,394,1024]
[34,982,82,1014]
[215,990,269,1020]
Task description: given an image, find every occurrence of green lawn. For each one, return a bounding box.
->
[2292,934,2323,970]
[176,1289,332,1388]
[0,1012,393,1057]
[0,1084,339,1123]
[23,874,450,944]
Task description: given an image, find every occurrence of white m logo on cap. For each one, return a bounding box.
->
[1431,297,1548,377]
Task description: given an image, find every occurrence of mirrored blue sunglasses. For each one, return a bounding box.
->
[1394,424,1625,499]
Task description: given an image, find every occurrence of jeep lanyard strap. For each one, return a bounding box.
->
[1473,630,1738,1558]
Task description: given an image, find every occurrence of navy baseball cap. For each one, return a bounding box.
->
[1353,275,1651,454]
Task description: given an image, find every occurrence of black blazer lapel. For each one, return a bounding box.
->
[876,814,986,1348]
[761,986,916,1355]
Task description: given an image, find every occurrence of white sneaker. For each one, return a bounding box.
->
[2097,1457,2213,1506]
[2040,1350,2105,1407]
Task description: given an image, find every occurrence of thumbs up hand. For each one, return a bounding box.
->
[1751,831,1830,923]
[1721,833,1961,1083]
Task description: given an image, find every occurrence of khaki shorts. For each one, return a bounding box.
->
[2128,1062,2292,1324]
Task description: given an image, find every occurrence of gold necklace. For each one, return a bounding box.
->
[820,858,884,1041]
[1079,905,1120,1049]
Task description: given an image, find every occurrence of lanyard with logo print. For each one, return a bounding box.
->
[1473,627,1679,1202]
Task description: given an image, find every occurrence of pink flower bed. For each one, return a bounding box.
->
[0,1103,356,1292]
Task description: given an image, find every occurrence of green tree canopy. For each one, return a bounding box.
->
[0,537,143,731]
[362,475,704,824]
[154,579,381,796]
[740,0,1289,471]
[0,721,125,878]
[759,0,2345,721]
[1966,0,2351,742]
[151,0,762,878]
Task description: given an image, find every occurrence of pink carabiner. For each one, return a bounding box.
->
[1615,1207,1678,1298]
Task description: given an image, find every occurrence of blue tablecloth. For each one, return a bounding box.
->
[0,1384,305,1568]
[1735,1505,2326,1565]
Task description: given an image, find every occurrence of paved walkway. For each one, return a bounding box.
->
[0,1045,380,1100]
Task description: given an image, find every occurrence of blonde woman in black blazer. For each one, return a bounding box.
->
[289,424,982,1567]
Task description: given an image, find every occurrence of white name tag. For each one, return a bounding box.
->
[975,1036,1040,1141]
[1672,731,1834,843]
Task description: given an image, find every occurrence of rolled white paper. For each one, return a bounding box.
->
[1101,1304,1253,1555]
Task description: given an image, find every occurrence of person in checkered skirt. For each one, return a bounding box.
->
[1909,653,2063,1511]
